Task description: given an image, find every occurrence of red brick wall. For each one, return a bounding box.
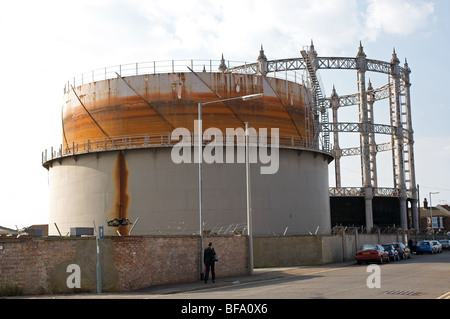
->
[113,236,248,291]
[0,235,248,295]
[444,218,450,231]
[0,237,78,295]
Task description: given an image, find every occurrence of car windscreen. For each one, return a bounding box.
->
[360,244,377,250]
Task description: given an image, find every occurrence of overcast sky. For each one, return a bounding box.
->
[0,0,448,229]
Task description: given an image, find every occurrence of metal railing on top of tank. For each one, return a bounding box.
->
[64,59,306,93]
[42,132,331,165]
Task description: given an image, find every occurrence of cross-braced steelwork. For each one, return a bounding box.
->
[228,42,418,232]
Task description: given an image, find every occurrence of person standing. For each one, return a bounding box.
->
[204,242,217,283]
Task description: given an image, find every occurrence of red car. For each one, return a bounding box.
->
[356,244,390,264]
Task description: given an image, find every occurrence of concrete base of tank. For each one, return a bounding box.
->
[47,147,332,236]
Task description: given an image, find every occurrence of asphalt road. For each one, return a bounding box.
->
[162,250,450,300]
[9,250,449,318]
[10,250,449,302]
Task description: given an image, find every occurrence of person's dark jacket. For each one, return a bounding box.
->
[204,247,216,264]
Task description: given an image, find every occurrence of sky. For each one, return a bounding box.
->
[0,0,449,229]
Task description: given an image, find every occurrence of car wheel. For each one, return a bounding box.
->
[378,256,383,264]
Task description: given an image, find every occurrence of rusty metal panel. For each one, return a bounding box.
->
[62,73,311,147]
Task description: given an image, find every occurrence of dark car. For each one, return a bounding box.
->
[388,242,412,259]
[382,244,400,261]
[356,244,390,264]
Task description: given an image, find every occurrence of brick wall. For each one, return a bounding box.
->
[112,236,249,291]
[419,216,450,233]
[0,235,248,295]
[0,237,78,295]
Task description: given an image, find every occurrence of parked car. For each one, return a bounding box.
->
[415,241,436,254]
[356,244,390,264]
[431,240,443,253]
[382,244,400,261]
[439,239,450,249]
[388,242,412,259]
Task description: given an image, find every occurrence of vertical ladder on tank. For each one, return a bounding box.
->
[302,74,313,149]
[300,50,330,153]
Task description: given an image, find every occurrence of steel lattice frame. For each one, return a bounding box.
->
[229,42,418,232]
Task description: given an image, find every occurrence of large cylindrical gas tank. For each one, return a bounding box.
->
[45,69,332,236]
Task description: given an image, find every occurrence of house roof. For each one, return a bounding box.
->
[0,226,18,234]
[419,205,450,218]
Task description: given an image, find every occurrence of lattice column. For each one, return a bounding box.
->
[403,59,418,229]
[331,86,341,188]
[391,49,408,230]
[356,42,373,232]
[257,45,269,76]
[367,80,378,188]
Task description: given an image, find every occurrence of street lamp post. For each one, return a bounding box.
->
[198,93,263,280]
[245,122,254,275]
[429,191,439,240]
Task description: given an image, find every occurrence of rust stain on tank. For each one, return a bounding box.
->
[63,72,312,145]
[114,150,130,235]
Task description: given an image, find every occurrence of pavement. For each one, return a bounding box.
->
[13,260,356,299]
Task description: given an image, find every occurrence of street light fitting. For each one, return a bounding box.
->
[200,93,263,106]
[241,93,264,101]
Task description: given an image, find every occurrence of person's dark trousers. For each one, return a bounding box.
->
[204,262,215,283]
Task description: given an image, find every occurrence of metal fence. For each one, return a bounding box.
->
[42,132,331,166]
[64,59,307,93]
[329,187,415,199]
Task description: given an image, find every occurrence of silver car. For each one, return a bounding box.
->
[439,239,450,249]
[431,240,443,253]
